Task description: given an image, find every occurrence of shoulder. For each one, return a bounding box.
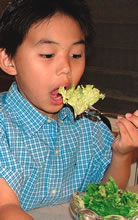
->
[76,115,111,131]
[0,82,17,117]
[0,91,7,104]
[0,91,8,118]
[76,115,114,144]
[0,89,14,129]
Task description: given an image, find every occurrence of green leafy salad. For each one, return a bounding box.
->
[75,177,138,218]
[58,85,105,117]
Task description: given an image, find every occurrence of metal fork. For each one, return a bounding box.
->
[84,106,124,121]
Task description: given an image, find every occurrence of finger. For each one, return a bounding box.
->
[114,122,132,154]
[125,110,138,116]
[117,118,131,140]
[134,110,138,116]
[125,113,138,129]
[117,117,138,147]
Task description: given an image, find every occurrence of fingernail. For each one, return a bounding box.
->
[125,113,132,118]
[117,115,123,120]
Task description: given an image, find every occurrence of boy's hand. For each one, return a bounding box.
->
[102,110,138,188]
[112,110,138,156]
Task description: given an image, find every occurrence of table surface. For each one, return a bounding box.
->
[27,202,72,220]
[27,184,138,220]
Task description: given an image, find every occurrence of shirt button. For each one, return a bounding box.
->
[47,119,52,123]
[55,150,59,155]
[51,189,56,195]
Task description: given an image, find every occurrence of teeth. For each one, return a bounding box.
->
[51,88,62,100]
[54,95,62,100]
[51,89,58,96]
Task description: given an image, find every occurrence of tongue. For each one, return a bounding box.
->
[51,89,61,98]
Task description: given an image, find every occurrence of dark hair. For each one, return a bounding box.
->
[0,0,94,57]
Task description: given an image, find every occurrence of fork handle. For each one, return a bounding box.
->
[101,112,125,118]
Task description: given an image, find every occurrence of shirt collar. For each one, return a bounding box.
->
[5,82,75,136]
[58,106,75,122]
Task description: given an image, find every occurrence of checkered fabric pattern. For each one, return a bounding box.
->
[0,82,113,211]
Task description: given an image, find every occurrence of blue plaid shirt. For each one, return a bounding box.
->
[0,82,113,211]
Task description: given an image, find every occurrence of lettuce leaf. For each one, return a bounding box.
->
[79,177,138,217]
[58,85,105,117]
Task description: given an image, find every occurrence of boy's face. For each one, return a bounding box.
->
[11,13,86,119]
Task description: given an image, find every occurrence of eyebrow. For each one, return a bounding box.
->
[73,40,85,45]
[35,39,85,46]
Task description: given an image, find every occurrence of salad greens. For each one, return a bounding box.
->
[77,177,138,218]
[58,85,105,117]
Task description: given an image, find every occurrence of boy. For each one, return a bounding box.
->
[0,0,137,219]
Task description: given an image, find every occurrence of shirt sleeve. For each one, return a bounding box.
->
[90,120,114,183]
[0,126,24,199]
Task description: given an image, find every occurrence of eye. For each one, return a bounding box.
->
[40,54,55,59]
[72,54,82,59]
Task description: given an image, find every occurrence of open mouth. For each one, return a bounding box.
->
[51,88,62,99]
[50,88,63,104]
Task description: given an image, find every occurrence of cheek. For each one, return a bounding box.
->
[73,66,85,85]
[77,61,85,77]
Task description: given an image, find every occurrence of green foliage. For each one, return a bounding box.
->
[79,177,138,217]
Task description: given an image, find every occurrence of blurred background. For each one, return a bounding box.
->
[0,0,138,114]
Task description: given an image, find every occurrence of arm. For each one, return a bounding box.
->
[0,178,34,220]
[102,110,138,189]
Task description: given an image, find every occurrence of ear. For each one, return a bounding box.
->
[0,49,17,76]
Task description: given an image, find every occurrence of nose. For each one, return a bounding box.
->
[56,56,71,76]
